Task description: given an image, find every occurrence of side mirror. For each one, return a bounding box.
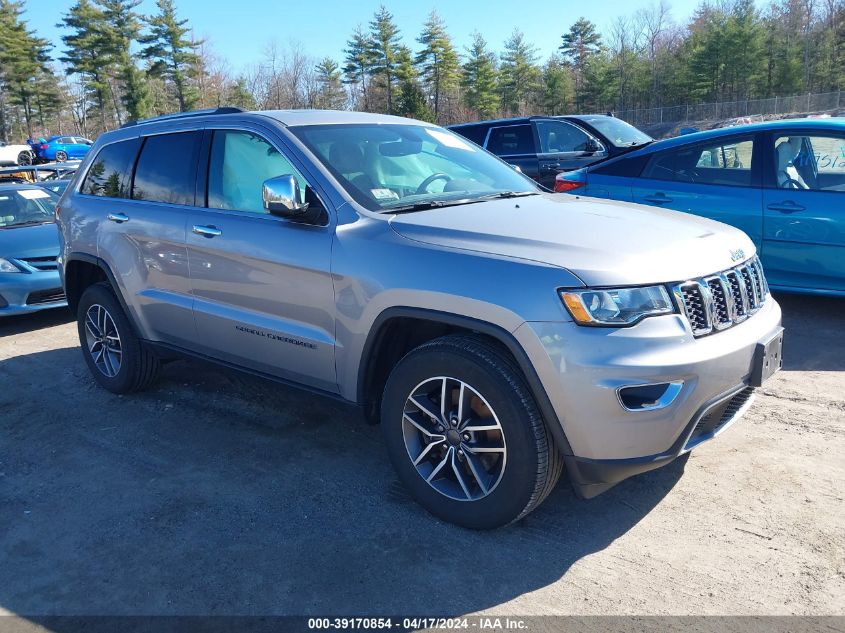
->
[263,174,309,218]
[582,139,602,154]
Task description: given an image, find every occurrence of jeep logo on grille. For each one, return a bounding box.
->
[729,249,745,262]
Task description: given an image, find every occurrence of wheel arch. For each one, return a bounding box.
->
[356,306,574,457]
[63,253,135,330]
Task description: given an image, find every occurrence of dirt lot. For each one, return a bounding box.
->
[0,293,843,617]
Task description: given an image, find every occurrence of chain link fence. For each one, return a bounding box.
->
[610,90,845,127]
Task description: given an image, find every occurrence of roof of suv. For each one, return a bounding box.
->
[449,115,612,129]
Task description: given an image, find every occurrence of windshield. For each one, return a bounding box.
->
[290,123,539,212]
[0,187,57,228]
[578,117,652,147]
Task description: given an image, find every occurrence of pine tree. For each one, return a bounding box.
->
[415,10,459,122]
[500,29,541,115]
[315,58,347,109]
[461,32,499,118]
[542,55,574,115]
[560,17,602,109]
[394,45,433,121]
[140,0,201,112]
[368,5,401,114]
[342,25,374,111]
[0,0,55,138]
[98,0,149,122]
[59,0,114,131]
[225,77,256,110]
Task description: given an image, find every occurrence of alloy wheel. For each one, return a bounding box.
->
[402,376,507,501]
[84,304,123,378]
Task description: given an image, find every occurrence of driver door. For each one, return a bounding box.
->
[534,119,607,188]
[762,131,845,292]
[185,126,338,392]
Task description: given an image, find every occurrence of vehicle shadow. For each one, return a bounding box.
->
[0,307,73,338]
[0,347,687,618]
[773,292,844,371]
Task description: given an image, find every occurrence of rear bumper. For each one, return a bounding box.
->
[0,271,67,316]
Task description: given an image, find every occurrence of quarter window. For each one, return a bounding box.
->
[643,138,754,187]
[132,132,201,205]
[81,138,141,198]
[486,125,534,155]
[207,130,308,214]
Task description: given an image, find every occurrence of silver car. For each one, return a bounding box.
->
[57,109,784,529]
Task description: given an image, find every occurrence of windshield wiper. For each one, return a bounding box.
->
[4,219,52,228]
[382,191,539,214]
[476,191,539,200]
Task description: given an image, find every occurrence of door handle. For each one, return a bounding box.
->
[107,212,129,223]
[643,193,673,204]
[767,201,806,214]
[192,225,222,238]
[541,163,561,171]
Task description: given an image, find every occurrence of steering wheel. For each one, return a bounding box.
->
[780,178,804,189]
[416,173,452,195]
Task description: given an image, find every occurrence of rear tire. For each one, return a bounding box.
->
[76,282,161,394]
[55,150,67,162]
[381,334,563,529]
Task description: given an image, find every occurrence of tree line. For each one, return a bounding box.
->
[0,0,843,142]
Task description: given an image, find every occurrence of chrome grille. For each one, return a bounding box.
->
[674,256,768,337]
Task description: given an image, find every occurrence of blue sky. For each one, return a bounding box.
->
[26,0,710,73]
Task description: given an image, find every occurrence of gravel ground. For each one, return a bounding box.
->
[0,293,843,616]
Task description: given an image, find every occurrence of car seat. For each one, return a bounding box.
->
[776,137,809,189]
[329,141,376,193]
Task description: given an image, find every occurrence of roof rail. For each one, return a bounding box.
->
[121,106,244,129]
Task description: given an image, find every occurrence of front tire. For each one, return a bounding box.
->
[55,150,68,162]
[17,151,32,166]
[76,282,161,394]
[381,334,563,529]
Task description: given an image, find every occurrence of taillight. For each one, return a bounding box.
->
[554,179,585,193]
[40,144,48,150]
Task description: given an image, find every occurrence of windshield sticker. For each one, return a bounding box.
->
[425,128,475,151]
[371,188,399,201]
[17,189,50,200]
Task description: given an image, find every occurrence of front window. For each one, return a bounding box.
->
[535,120,595,153]
[643,138,755,187]
[0,187,57,228]
[576,116,652,148]
[291,123,538,212]
[774,135,845,191]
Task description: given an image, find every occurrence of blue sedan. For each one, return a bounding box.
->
[0,184,66,316]
[34,135,92,162]
[557,119,845,296]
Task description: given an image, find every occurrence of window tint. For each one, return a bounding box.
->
[643,138,754,186]
[535,120,593,153]
[207,130,307,214]
[486,125,534,155]
[450,125,488,146]
[81,138,141,198]
[592,153,650,177]
[58,137,73,144]
[774,134,845,191]
[132,132,201,205]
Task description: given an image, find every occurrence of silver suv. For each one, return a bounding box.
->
[57,109,784,529]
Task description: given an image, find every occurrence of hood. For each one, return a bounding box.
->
[388,194,756,287]
[0,222,60,259]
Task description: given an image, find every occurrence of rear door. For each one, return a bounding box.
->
[483,124,540,183]
[761,130,845,292]
[631,134,763,248]
[90,132,198,347]
[185,124,338,392]
[533,119,608,188]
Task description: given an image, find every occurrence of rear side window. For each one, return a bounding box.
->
[642,138,755,186]
[451,125,488,146]
[486,125,534,155]
[592,153,650,177]
[81,138,141,198]
[132,132,201,205]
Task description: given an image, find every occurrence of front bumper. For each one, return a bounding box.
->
[514,296,782,496]
[0,270,67,316]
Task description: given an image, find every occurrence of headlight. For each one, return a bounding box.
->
[560,285,674,326]
[0,258,21,273]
